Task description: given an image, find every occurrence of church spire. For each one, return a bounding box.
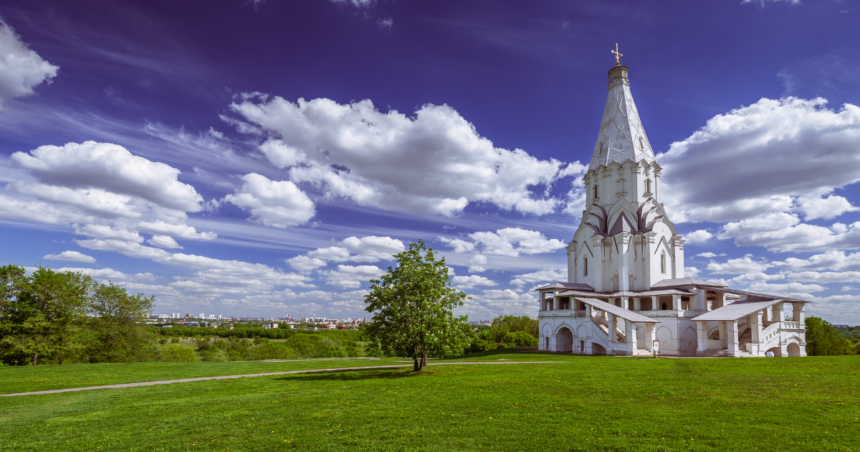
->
[588,64,656,171]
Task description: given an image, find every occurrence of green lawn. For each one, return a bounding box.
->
[0,353,858,451]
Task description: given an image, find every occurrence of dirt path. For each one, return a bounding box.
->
[0,361,559,397]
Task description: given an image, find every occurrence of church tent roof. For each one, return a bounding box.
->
[588,65,656,172]
[573,297,660,323]
[691,300,786,322]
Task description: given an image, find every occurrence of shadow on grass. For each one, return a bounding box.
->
[276,367,444,382]
[444,348,540,360]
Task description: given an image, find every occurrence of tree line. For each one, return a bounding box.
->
[0,265,154,365]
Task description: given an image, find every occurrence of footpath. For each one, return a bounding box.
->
[0,361,558,397]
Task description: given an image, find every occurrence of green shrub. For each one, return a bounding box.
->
[160,345,199,362]
[170,337,180,344]
[199,350,224,362]
[505,331,538,347]
[249,343,298,360]
[158,338,167,345]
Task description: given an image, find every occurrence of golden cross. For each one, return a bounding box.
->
[611,43,623,66]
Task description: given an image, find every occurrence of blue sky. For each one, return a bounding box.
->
[1,0,859,322]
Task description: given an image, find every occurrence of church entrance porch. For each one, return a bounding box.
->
[556,328,573,353]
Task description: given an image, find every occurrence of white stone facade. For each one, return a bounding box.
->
[537,64,808,358]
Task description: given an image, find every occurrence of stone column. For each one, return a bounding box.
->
[671,235,685,279]
[633,297,641,311]
[773,302,785,323]
[625,320,635,355]
[591,236,604,291]
[696,321,708,355]
[672,294,682,313]
[538,334,544,351]
[607,313,615,343]
[644,232,657,288]
[715,292,726,309]
[552,291,558,311]
[727,321,739,357]
[618,232,632,290]
[550,334,557,352]
[750,311,762,356]
[607,297,616,308]
[646,323,657,355]
[695,289,707,312]
[566,242,577,283]
[793,303,805,323]
[651,296,659,313]
[620,297,630,310]
[718,321,728,348]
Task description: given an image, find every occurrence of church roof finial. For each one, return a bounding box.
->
[611,43,623,66]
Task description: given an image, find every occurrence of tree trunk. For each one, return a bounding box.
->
[32,353,38,366]
[413,354,420,371]
[59,356,63,365]
[420,351,426,368]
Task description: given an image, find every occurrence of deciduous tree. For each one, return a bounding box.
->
[0,265,93,365]
[364,240,471,371]
[88,282,156,363]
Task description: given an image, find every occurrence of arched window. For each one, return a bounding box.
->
[583,257,588,276]
[639,137,644,150]
[645,178,651,193]
[599,141,604,153]
[593,184,598,199]
[661,253,666,273]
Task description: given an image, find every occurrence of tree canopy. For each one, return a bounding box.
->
[0,265,156,365]
[805,316,857,356]
[363,240,471,371]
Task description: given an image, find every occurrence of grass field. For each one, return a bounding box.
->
[1,351,858,451]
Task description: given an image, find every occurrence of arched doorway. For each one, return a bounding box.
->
[766,347,780,357]
[591,343,606,355]
[556,328,573,352]
[787,343,801,357]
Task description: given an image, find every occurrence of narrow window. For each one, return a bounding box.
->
[599,141,604,153]
[583,258,588,276]
[661,254,666,273]
[646,178,651,193]
[593,184,598,199]
[639,137,644,150]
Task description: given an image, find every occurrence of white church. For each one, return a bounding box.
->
[536,59,809,358]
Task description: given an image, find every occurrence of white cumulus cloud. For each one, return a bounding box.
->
[229,97,574,216]
[223,173,315,228]
[43,250,96,263]
[0,21,58,105]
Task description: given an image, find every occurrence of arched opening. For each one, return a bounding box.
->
[766,346,781,357]
[612,274,619,291]
[556,328,573,353]
[580,340,585,353]
[661,302,667,310]
[583,257,588,276]
[661,253,666,273]
[545,337,550,350]
[591,343,606,355]
[787,343,801,357]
